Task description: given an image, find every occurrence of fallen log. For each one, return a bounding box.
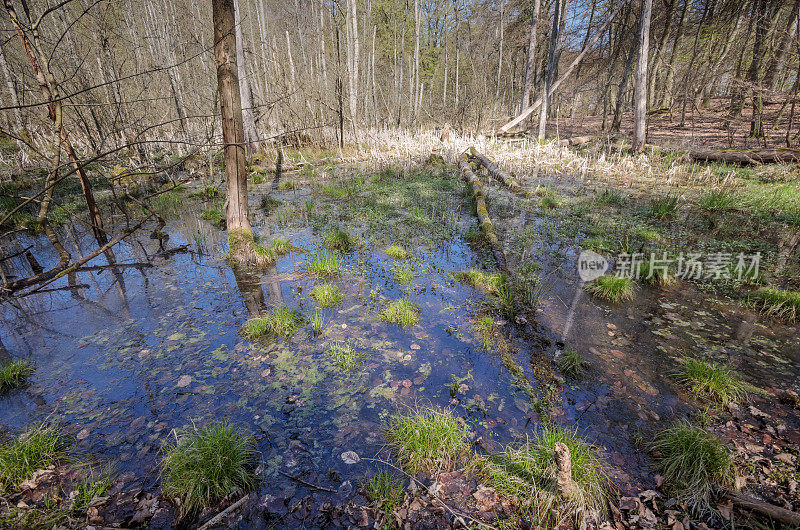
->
[724,489,800,526]
[557,135,594,147]
[458,152,507,271]
[688,148,800,165]
[468,147,524,194]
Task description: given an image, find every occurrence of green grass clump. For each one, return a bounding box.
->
[309,311,327,335]
[386,408,471,474]
[698,190,733,211]
[329,340,365,373]
[557,347,589,379]
[310,282,344,308]
[270,238,293,256]
[0,360,35,393]
[162,422,257,516]
[71,466,114,515]
[200,208,224,223]
[0,426,64,491]
[752,287,800,322]
[385,245,409,260]
[228,229,275,268]
[240,305,302,339]
[595,189,627,207]
[481,424,607,528]
[456,269,507,294]
[639,258,677,287]
[323,228,355,251]
[303,252,341,278]
[648,195,680,220]
[364,470,404,528]
[392,264,417,284]
[473,315,496,350]
[651,423,733,508]
[584,275,635,303]
[379,298,420,327]
[679,359,750,406]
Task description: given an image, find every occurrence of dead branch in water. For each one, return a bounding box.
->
[458,152,507,270]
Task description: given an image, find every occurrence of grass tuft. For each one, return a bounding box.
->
[0,425,64,491]
[584,276,635,303]
[595,189,627,207]
[379,298,420,327]
[310,282,344,308]
[392,264,417,284]
[557,347,589,379]
[698,190,733,211]
[480,424,607,528]
[456,269,507,294]
[270,238,294,256]
[385,245,409,260]
[0,360,35,393]
[752,287,800,322]
[364,470,404,528]
[241,305,303,339]
[473,315,496,350]
[386,408,471,474]
[228,229,275,268]
[323,228,355,251]
[303,252,341,278]
[679,358,750,406]
[71,465,114,515]
[648,195,680,220]
[309,311,327,336]
[329,340,365,373]
[162,422,257,516]
[640,258,677,287]
[651,423,733,508]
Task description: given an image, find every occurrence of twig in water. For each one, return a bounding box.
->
[278,471,337,493]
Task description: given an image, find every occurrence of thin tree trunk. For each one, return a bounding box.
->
[234,0,259,153]
[538,0,566,140]
[749,0,768,138]
[647,0,675,109]
[520,0,542,113]
[633,0,653,152]
[0,44,23,132]
[764,0,799,91]
[611,32,637,132]
[660,0,690,108]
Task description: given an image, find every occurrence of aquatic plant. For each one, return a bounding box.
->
[270,238,293,256]
[323,228,355,251]
[0,360,35,393]
[310,282,344,308]
[456,269,507,294]
[557,347,589,379]
[200,208,224,224]
[379,298,420,327]
[480,424,608,528]
[363,470,404,528]
[752,287,800,323]
[651,423,733,508]
[648,195,680,220]
[385,245,409,260]
[0,425,64,491]
[309,311,327,336]
[595,189,626,207]
[698,190,733,211]
[639,258,677,287]
[240,305,302,339]
[493,283,516,318]
[473,315,496,350]
[584,275,635,303]
[329,341,365,373]
[679,358,750,406]
[386,407,471,474]
[71,466,114,515]
[303,252,341,278]
[392,263,417,284]
[161,422,257,516]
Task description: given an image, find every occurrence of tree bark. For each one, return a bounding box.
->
[0,44,23,132]
[748,0,768,138]
[520,0,542,113]
[213,0,251,234]
[234,0,259,154]
[633,0,653,152]
[538,0,567,140]
[764,0,799,91]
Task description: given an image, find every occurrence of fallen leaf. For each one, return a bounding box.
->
[341,451,360,464]
[176,375,192,388]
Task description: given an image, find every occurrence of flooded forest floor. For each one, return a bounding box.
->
[1,136,799,529]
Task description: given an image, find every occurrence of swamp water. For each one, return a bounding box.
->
[2,172,799,527]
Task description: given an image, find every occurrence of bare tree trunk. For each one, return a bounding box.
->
[520,0,542,113]
[749,0,768,138]
[647,0,675,109]
[611,33,637,133]
[234,0,259,153]
[0,44,23,132]
[347,0,359,126]
[494,0,504,116]
[412,0,420,127]
[633,0,653,152]
[538,0,567,140]
[764,0,799,91]
[213,0,251,235]
[659,0,689,108]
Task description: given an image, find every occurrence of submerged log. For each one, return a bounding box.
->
[458,152,507,271]
[688,148,800,165]
[724,489,800,526]
[468,147,523,194]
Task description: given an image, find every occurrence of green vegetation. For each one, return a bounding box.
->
[537,186,560,209]
[640,257,677,287]
[329,340,365,373]
[584,275,635,303]
[310,282,344,308]
[651,423,733,508]
[392,263,417,284]
[309,311,327,335]
[323,228,355,251]
[240,305,302,339]
[386,408,471,474]
[752,287,800,322]
[481,424,607,528]
[71,466,114,515]
[228,229,275,268]
[473,315,496,350]
[698,190,733,211]
[379,298,420,327]
[0,426,64,491]
[648,195,679,220]
[557,347,589,379]
[0,360,35,393]
[270,238,294,255]
[456,269,507,294]
[201,207,225,224]
[595,189,626,207]
[303,252,341,278]
[364,470,404,529]
[385,245,409,260]
[162,422,257,516]
[679,358,749,406]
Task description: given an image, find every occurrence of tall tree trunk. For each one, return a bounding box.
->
[347,0,359,126]
[538,0,568,140]
[234,0,259,153]
[633,0,653,152]
[0,44,23,132]
[680,0,711,127]
[520,0,542,113]
[764,0,799,91]
[494,0,505,116]
[611,32,637,132]
[647,0,676,109]
[213,0,251,235]
[412,0,420,126]
[659,0,689,108]
[749,0,768,138]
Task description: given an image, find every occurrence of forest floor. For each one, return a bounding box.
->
[0,134,799,529]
